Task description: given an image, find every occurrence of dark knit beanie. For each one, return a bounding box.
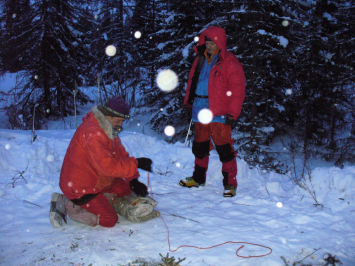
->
[98,96,130,118]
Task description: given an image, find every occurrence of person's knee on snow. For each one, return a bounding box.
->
[66,200,100,227]
[98,212,118,228]
[51,96,157,228]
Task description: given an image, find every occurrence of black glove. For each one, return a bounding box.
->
[225,114,237,128]
[184,107,192,122]
[129,178,148,197]
[136,157,153,172]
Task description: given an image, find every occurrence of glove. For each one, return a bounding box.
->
[136,157,153,172]
[184,107,192,122]
[129,178,148,197]
[225,114,236,127]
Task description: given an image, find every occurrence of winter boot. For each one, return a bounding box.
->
[179,176,205,188]
[112,193,160,223]
[179,164,207,188]
[50,192,68,228]
[223,185,236,197]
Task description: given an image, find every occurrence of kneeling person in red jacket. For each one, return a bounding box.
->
[50,96,158,228]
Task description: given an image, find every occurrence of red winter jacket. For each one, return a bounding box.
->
[59,106,139,200]
[184,26,246,121]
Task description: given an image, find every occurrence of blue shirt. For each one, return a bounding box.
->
[192,54,225,123]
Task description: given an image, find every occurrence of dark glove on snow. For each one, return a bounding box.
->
[129,179,148,197]
[225,114,237,128]
[184,107,192,122]
[136,157,153,172]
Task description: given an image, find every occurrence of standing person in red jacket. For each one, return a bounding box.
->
[179,26,246,197]
[50,96,158,228]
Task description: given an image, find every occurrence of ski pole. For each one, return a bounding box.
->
[31,103,39,143]
[184,119,193,147]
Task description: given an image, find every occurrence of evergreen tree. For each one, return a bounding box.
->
[0,0,92,128]
[288,0,353,163]
[313,0,355,166]
[0,0,353,168]
[90,0,140,106]
[128,0,160,107]
[0,0,32,73]
[146,0,210,142]
[220,0,296,172]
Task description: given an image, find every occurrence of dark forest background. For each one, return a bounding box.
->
[0,0,354,170]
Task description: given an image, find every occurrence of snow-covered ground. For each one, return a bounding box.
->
[0,113,354,266]
[0,76,354,265]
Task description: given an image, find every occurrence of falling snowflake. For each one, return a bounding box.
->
[105,45,117,57]
[134,31,142,39]
[156,69,178,92]
[198,109,213,124]
[164,126,175,137]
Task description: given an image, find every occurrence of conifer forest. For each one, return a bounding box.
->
[0,0,354,169]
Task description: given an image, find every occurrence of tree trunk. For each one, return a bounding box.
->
[42,0,51,118]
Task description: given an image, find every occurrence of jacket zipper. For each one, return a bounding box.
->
[213,63,221,77]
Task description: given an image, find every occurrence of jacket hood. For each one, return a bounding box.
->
[82,106,114,140]
[194,26,227,59]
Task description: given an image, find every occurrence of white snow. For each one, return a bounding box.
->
[257,30,289,48]
[323,12,335,21]
[0,79,354,265]
[157,43,166,50]
[182,42,193,58]
[0,115,354,266]
[277,36,289,48]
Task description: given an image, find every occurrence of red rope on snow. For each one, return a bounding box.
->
[147,172,272,258]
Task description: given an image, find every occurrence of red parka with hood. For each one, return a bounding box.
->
[59,106,139,200]
[184,26,246,121]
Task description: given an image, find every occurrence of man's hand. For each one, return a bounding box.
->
[136,157,153,172]
[129,179,148,197]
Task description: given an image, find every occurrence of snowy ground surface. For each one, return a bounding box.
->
[0,114,355,266]
[0,77,354,265]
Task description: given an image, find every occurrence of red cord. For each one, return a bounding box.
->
[147,172,272,258]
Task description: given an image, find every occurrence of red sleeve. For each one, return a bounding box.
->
[84,132,139,180]
[226,57,246,120]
